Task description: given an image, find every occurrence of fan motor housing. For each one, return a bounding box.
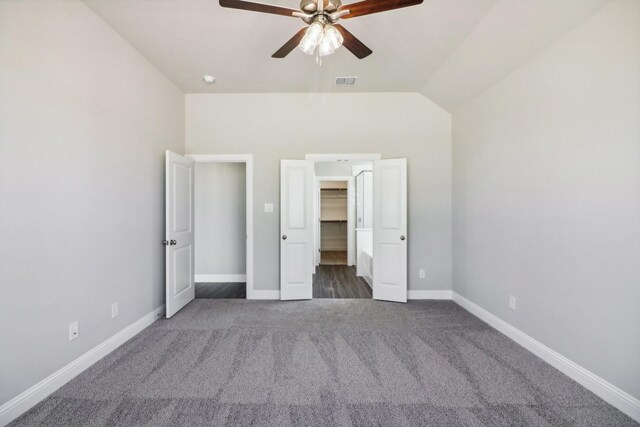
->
[300,0,342,14]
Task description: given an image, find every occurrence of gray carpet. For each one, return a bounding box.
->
[11,300,636,426]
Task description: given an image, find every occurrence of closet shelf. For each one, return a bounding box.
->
[320,219,347,223]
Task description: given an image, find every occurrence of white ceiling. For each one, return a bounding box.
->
[83,0,609,111]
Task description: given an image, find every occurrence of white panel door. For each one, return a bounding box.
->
[280,160,314,300]
[315,181,321,268]
[373,158,407,303]
[165,151,195,318]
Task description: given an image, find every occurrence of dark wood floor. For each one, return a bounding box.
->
[195,266,371,299]
[195,282,245,299]
[313,265,372,299]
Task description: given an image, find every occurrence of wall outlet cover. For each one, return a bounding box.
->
[69,322,79,341]
[509,296,516,311]
[419,269,426,279]
[264,203,273,213]
[111,303,119,318]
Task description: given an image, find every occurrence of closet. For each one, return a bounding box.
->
[319,181,348,265]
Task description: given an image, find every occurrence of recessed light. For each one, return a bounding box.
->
[202,75,216,84]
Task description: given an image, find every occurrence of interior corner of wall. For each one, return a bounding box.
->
[417,88,453,117]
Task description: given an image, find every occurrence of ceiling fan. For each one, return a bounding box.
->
[219,0,423,61]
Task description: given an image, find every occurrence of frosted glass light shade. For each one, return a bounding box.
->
[319,37,335,56]
[298,22,324,55]
[298,36,316,55]
[323,25,343,51]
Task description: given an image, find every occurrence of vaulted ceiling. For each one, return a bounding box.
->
[83,0,609,111]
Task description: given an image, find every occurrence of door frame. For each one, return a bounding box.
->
[187,154,255,299]
[305,153,382,162]
[305,154,381,271]
[315,176,355,267]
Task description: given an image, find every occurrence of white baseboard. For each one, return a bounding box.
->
[0,305,165,427]
[249,290,280,300]
[408,290,453,300]
[452,292,640,423]
[363,276,373,289]
[195,274,246,283]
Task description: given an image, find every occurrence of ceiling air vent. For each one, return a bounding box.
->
[335,76,358,86]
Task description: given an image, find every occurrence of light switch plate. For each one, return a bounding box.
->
[264,203,273,213]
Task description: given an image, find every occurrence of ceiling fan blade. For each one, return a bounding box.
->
[272,28,308,58]
[334,25,372,59]
[339,0,423,19]
[219,0,301,17]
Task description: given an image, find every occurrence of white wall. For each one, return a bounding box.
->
[186,93,452,292]
[453,0,640,402]
[194,162,246,276]
[0,0,184,407]
[314,162,353,177]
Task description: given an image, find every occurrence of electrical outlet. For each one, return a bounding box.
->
[509,296,516,311]
[419,269,426,279]
[69,322,79,341]
[111,303,119,318]
[264,203,273,213]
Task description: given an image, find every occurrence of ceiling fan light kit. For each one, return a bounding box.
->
[219,0,423,61]
[298,22,345,64]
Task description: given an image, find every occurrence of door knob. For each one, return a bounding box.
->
[400,235,406,241]
[162,240,169,246]
[282,235,287,240]
[170,240,177,245]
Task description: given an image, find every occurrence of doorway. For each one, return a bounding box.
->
[279,154,407,302]
[319,180,347,266]
[165,152,254,317]
[318,179,349,266]
[309,160,375,299]
[188,154,254,299]
[193,161,246,298]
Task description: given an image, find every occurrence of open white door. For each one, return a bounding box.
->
[280,160,314,300]
[165,151,195,318]
[315,181,321,268]
[373,158,407,303]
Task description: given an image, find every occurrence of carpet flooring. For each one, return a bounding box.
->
[11,300,636,427]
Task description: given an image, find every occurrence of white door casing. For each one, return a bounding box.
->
[165,151,195,317]
[373,158,408,303]
[315,182,321,268]
[280,160,314,300]
[347,177,356,266]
